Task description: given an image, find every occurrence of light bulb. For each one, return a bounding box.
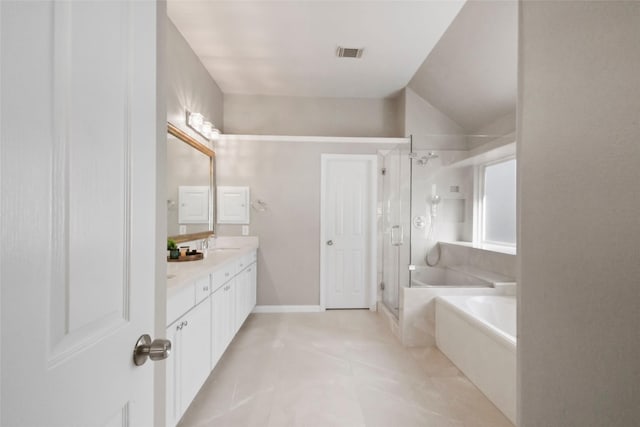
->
[202,121,213,138]
[188,112,204,131]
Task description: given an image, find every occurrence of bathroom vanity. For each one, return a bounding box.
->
[165,238,258,427]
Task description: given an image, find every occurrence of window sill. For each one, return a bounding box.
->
[441,241,516,256]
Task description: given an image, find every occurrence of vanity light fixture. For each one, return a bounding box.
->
[186,111,220,141]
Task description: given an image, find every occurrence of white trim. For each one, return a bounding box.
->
[219,134,410,145]
[320,154,378,310]
[252,305,323,313]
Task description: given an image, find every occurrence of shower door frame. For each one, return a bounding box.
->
[380,138,412,317]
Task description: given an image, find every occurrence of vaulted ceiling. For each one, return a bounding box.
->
[168,0,518,132]
[408,0,518,132]
[167,0,466,98]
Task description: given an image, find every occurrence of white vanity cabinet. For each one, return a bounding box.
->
[249,262,257,308]
[178,300,211,412]
[166,277,212,427]
[166,248,258,427]
[210,273,236,369]
[235,260,257,330]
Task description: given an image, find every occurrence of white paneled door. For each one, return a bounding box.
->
[321,155,377,309]
[1,2,161,426]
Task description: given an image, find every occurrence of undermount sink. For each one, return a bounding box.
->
[209,247,240,252]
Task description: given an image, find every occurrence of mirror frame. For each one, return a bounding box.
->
[167,122,216,244]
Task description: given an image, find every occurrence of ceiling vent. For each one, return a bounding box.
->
[336,47,363,58]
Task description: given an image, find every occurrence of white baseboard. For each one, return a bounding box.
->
[252,305,324,313]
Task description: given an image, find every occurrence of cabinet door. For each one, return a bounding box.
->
[180,301,212,412]
[235,268,249,331]
[217,186,250,224]
[226,278,237,345]
[210,286,226,369]
[166,322,182,427]
[248,263,257,310]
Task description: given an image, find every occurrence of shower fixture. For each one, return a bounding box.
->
[416,152,440,166]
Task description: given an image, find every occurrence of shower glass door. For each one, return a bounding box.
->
[381,142,411,317]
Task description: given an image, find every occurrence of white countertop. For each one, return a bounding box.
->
[166,236,259,296]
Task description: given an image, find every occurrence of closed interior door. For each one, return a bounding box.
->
[321,155,377,309]
[1,2,159,426]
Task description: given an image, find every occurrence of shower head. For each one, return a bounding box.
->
[416,152,440,166]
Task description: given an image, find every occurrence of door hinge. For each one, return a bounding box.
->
[380,281,385,290]
[381,168,386,176]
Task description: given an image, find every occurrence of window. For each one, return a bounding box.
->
[477,158,517,249]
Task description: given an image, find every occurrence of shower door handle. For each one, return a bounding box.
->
[391,225,404,246]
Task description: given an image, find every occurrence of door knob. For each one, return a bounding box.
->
[326,240,334,246]
[133,334,172,366]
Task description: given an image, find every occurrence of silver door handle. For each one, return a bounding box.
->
[391,225,404,246]
[326,240,334,246]
[133,334,172,366]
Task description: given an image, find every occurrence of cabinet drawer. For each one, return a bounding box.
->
[212,261,236,291]
[194,275,211,303]
[167,283,195,326]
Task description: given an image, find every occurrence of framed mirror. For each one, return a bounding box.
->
[167,122,215,243]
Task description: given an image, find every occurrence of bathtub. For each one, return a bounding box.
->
[436,295,516,424]
[399,266,515,347]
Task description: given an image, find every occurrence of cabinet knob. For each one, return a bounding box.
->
[133,334,172,366]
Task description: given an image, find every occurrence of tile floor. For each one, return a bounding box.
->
[179,310,513,427]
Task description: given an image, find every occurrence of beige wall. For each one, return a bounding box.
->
[403,87,468,150]
[518,2,640,426]
[224,94,401,137]
[215,138,396,306]
[220,93,403,307]
[467,109,516,150]
[403,87,465,138]
[167,18,224,136]
[471,109,516,136]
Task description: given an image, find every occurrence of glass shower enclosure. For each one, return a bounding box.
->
[380,134,493,317]
[380,143,411,317]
